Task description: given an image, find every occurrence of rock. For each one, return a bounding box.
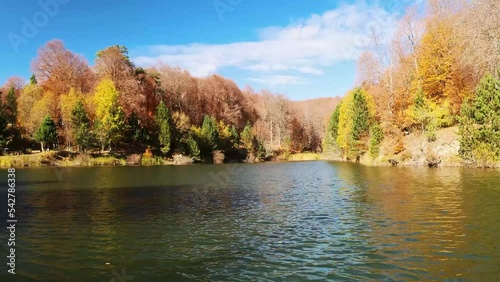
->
[126,154,142,165]
[428,159,441,168]
[213,150,225,164]
[388,159,399,166]
[173,154,194,165]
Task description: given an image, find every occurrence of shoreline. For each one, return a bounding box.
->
[1,150,498,169]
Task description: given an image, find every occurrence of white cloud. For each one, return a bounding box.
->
[132,3,398,85]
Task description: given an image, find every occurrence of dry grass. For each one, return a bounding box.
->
[0,152,127,168]
[0,152,58,168]
[287,153,324,161]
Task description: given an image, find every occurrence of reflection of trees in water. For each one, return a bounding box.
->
[19,180,123,280]
[335,163,478,279]
[16,164,500,280]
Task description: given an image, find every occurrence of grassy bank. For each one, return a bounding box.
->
[1,150,327,168]
[286,153,326,162]
[0,152,127,168]
[0,151,201,168]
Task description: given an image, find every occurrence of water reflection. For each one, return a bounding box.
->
[333,163,500,280]
[0,163,498,281]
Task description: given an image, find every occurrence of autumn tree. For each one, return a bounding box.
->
[217,121,238,151]
[170,111,192,154]
[461,0,500,79]
[17,84,44,137]
[93,79,125,152]
[32,40,95,95]
[19,89,57,141]
[366,27,396,126]
[135,68,162,121]
[197,75,253,129]
[60,88,81,150]
[95,45,145,118]
[95,45,133,80]
[156,65,198,115]
[289,117,308,152]
[261,91,290,148]
[417,2,473,115]
[418,21,455,101]
[35,116,57,152]
[2,77,24,93]
[32,92,58,130]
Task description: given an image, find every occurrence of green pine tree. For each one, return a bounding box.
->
[240,122,253,150]
[459,73,500,167]
[35,116,57,152]
[0,92,9,149]
[30,74,37,85]
[156,101,171,155]
[351,88,372,141]
[229,125,239,148]
[201,115,219,150]
[369,123,384,158]
[323,103,341,152]
[5,87,17,125]
[127,112,149,147]
[71,100,92,152]
[187,135,200,158]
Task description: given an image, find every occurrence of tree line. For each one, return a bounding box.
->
[324,0,499,167]
[0,41,325,162]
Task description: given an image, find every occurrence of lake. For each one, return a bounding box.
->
[1,161,500,281]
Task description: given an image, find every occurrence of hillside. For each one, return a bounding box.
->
[291,96,342,138]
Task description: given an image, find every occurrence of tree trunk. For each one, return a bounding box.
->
[41,142,45,152]
[270,121,273,147]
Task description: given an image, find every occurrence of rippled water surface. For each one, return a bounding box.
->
[1,161,500,281]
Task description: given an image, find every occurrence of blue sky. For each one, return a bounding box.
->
[0,0,418,100]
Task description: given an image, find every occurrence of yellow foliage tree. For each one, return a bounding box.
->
[28,91,58,141]
[337,93,355,155]
[418,21,455,101]
[417,18,472,115]
[93,78,125,151]
[60,88,82,150]
[17,84,44,136]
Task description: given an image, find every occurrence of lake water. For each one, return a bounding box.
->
[1,161,500,281]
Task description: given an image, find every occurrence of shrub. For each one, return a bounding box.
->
[472,143,499,168]
[369,123,384,158]
[459,73,500,166]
